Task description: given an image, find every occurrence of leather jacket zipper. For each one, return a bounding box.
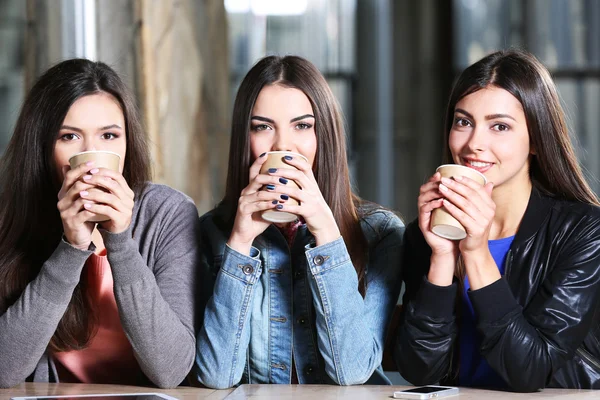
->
[577,347,600,373]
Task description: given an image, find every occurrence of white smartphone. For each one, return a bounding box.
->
[11,394,179,400]
[393,386,459,399]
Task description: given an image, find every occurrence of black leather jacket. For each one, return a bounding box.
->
[394,188,600,392]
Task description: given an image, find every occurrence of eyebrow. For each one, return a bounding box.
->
[60,124,123,132]
[455,108,516,122]
[251,114,315,124]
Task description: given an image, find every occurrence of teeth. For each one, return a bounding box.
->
[468,160,491,168]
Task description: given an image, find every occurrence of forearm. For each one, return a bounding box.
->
[104,230,196,389]
[195,245,261,389]
[306,238,399,385]
[0,240,90,388]
[395,277,457,385]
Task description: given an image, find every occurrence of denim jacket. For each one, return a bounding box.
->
[195,206,404,388]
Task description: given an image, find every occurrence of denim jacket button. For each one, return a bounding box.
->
[313,255,325,266]
[242,264,254,275]
[304,365,314,375]
[297,317,306,325]
[294,270,303,280]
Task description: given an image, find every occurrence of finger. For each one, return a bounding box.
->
[92,168,135,199]
[249,152,269,181]
[420,198,444,215]
[265,168,314,191]
[58,181,96,210]
[80,190,128,213]
[62,161,97,190]
[438,182,477,216]
[82,203,119,220]
[238,199,282,216]
[441,198,475,227]
[452,175,495,208]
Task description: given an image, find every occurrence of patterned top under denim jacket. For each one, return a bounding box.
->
[195,205,405,388]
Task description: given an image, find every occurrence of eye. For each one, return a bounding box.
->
[492,123,510,132]
[454,117,471,127]
[251,124,272,132]
[102,132,119,140]
[59,133,79,141]
[295,122,313,130]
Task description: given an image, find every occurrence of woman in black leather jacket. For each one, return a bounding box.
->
[394,49,600,392]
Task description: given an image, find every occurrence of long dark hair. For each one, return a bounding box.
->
[220,55,369,288]
[443,49,599,206]
[0,59,151,351]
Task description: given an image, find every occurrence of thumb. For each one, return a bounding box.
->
[484,181,494,196]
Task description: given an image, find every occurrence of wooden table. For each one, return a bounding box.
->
[1,383,597,400]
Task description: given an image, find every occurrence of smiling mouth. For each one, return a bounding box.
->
[466,160,493,168]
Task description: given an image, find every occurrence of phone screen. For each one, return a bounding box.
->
[400,386,453,394]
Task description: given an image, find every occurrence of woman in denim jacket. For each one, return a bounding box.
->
[195,55,404,388]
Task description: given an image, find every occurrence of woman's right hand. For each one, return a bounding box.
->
[418,172,459,285]
[57,161,97,250]
[227,154,287,256]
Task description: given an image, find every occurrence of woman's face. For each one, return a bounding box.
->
[249,84,317,166]
[448,86,532,192]
[54,92,127,181]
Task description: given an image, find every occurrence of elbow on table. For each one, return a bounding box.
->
[0,374,25,389]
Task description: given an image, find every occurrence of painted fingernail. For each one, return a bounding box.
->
[268,168,277,173]
[84,203,92,209]
[259,152,266,157]
[272,200,278,204]
[83,175,92,181]
[85,161,95,166]
[280,194,289,200]
[279,178,288,184]
[454,175,463,181]
[90,168,99,174]
[276,204,283,210]
[266,184,276,190]
[439,184,448,192]
[80,191,88,197]
[284,155,293,160]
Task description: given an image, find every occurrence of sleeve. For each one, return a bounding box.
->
[102,195,199,389]
[195,242,262,389]
[469,217,600,392]
[305,212,405,385]
[0,240,92,388]
[394,220,459,385]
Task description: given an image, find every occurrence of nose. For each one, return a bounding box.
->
[272,131,293,152]
[82,136,97,152]
[466,126,487,153]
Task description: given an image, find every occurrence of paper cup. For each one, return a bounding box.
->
[68,151,121,222]
[430,164,487,240]
[260,151,308,224]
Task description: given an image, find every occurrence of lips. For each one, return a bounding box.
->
[462,157,494,173]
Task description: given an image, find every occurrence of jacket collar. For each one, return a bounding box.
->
[513,186,556,246]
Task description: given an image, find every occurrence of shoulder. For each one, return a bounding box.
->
[358,204,405,247]
[133,182,198,223]
[546,197,600,233]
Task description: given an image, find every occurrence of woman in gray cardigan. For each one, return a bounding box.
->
[0,59,199,388]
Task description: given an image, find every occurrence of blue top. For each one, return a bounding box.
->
[195,207,405,388]
[459,235,515,388]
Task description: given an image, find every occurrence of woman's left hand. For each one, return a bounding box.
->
[267,156,341,246]
[438,175,495,254]
[79,168,135,233]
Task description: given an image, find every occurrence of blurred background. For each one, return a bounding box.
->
[2,0,600,220]
[1,0,600,382]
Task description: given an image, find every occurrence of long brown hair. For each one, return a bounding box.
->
[0,59,151,351]
[443,49,599,206]
[219,55,369,288]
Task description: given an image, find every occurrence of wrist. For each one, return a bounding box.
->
[428,253,456,286]
[227,233,254,256]
[312,227,341,247]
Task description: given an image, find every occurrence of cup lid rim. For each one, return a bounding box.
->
[68,150,122,162]
[435,164,487,184]
[265,151,308,162]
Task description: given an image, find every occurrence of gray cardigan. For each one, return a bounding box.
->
[0,183,199,388]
